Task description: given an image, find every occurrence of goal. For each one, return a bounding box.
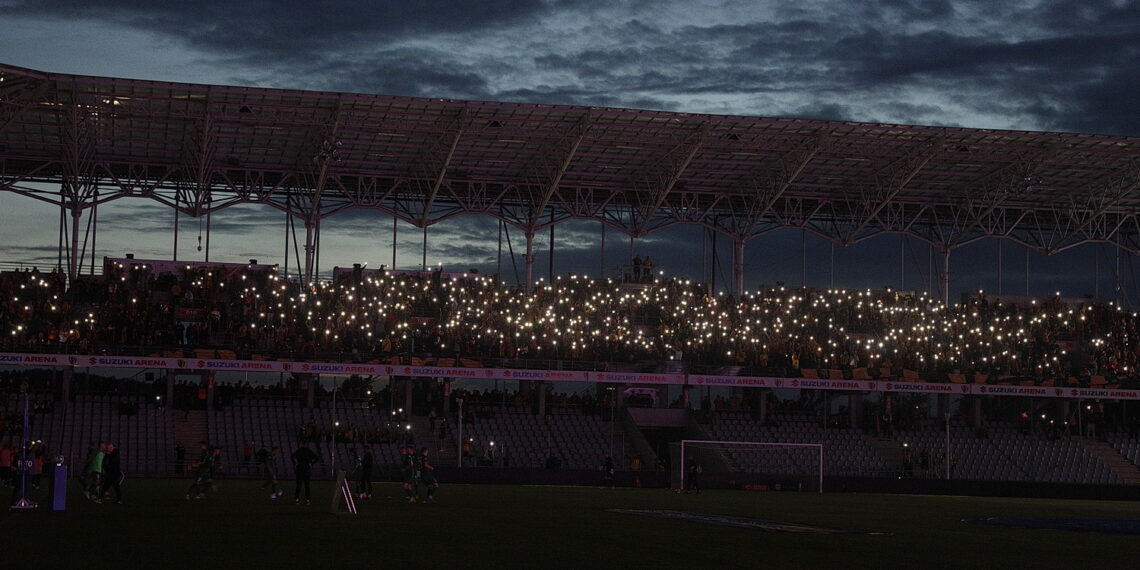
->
[674,440,824,493]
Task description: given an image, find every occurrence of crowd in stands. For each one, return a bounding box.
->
[1,263,1138,385]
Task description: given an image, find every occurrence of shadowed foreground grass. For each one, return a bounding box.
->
[2,479,1138,569]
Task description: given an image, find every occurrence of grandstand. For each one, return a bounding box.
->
[4,260,1140,493]
[1,63,1140,496]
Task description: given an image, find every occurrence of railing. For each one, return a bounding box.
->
[2,341,1138,389]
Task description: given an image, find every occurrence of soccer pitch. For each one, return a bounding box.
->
[3,479,1138,569]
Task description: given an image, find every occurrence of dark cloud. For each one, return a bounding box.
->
[291,50,495,100]
[874,0,956,21]
[827,30,1131,86]
[0,244,69,260]
[2,1,550,46]
[785,102,855,123]
[1064,66,1140,136]
[4,0,1137,135]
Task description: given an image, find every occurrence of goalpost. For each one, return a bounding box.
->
[677,440,824,493]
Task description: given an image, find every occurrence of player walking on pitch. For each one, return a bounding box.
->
[400,445,418,503]
[257,446,283,499]
[415,447,439,504]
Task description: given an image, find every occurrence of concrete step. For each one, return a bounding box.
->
[173,410,208,449]
[408,415,459,465]
[868,435,904,469]
[1086,440,1140,485]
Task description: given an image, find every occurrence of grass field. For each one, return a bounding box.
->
[3,479,1139,569]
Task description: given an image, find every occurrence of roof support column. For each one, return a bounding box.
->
[732,235,746,297]
[69,201,81,282]
[1117,246,1124,305]
[524,230,536,293]
[303,218,316,284]
[940,244,951,305]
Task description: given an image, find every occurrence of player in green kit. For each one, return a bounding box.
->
[400,445,417,503]
[415,447,439,504]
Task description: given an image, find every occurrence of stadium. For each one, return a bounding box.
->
[2,61,1140,568]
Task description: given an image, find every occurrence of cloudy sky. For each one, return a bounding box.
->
[1,0,1138,302]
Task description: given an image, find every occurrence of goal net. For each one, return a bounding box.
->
[671,440,823,493]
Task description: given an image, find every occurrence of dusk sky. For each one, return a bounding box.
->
[1,0,1138,303]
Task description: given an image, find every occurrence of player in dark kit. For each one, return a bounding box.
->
[292,442,320,505]
[684,458,702,494]
[256,446,283,500]
[400,445,417,503]
[357,445,374,499]
[415,447,439,504]
[97,442,124,504]
[186,445,221,500]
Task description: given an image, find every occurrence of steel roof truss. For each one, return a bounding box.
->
[61,94,99,211]
[104,163,177,200]
[951,142,1066,247]
[632,122,709,234]
[523,114,590,226]
[444,181,513,215]
[404,108,467,226]
[1056,163,1140,246]
[554,186,621,219]
[664,190,724,225]
[0,76,49,138]
[845,137,942,241]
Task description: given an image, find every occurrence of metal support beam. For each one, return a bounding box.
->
[420,118,466,227]
[409,108,467,227]
[1056,164,1140,247]
[303,219,316,283]
[732,235,746,296]
[748,133,827,231]
[940,244,951,304]
[846,138,941,241]
[69,205,80,281]
[524,230,536,293]
[634,123,709,234]
[532,115,590,218]
[951,142,1065,247]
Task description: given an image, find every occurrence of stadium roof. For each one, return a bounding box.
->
[2,61,1139,256]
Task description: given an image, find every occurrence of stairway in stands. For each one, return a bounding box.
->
[867,436,903,476]
[173,410,209,456]
[1085,440,1140,485]
[408,415,459,466]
